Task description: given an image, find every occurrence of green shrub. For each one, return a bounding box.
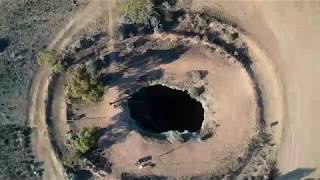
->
[37,50,63,73]
[75,127,99,154]
[66,65,104,104]
[125,0,157,25]
[51,62,63,73]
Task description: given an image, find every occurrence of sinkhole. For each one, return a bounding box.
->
[128,85,204,133]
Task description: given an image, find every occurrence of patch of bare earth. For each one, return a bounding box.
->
[73,87,123,130]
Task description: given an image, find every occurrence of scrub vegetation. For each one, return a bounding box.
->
[37,50,64,73]
[63,127,99,170]
[125,0,158,26]
[75,127,99,154]
[66,65,104,104]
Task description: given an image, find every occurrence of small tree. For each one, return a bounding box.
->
[125,0,158,26]
[75,127,99,154]
[66,65,104,104]
[37,50,63,73]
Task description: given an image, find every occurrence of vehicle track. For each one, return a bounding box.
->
[28,68,66,180]
[28,1,120,179]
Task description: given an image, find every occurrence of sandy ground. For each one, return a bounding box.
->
[96,46,258,177]
[74,87,122,130]
[191,0,320,177]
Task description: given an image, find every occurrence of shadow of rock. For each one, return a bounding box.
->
[97,110,132,149]
[121,172,173,180]
[277,168,316,180]
[72,169,92,180]
[100,45,187,91]
[119,68,165,94]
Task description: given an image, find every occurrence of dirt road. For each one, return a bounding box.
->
[27,1,123,179]
[28,68,66,180]
[192,0,320,177]
[49,0,125,50]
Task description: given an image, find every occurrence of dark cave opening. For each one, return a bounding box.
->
[128,85,204,133]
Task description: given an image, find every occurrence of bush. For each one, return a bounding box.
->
[75,127,99,154]
[66,65,104,104]
[125,0,158,26]
[37,50,63,73]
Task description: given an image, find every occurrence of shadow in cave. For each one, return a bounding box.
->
[128,85,204,133]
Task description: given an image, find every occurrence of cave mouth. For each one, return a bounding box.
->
[128,85,204,133]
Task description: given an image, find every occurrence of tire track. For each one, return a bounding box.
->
[28,68,66,180]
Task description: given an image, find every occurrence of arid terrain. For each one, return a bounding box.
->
[0,0,319,179]
[192,1,320,177]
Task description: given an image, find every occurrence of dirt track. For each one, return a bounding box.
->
[28,68,66,180]
[28,1,122,179]
[192,0,320,177]
[49,0,123,50]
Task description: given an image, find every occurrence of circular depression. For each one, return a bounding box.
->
[128,85,204,134]
[103,45,259,177]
